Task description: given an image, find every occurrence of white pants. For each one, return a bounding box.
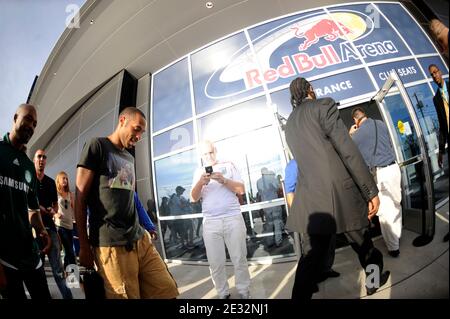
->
[376,163,402,251]
[202,214,251,298]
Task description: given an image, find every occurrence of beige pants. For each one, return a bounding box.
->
[94,231,179,299]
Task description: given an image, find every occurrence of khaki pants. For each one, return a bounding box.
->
[95,232,179,299]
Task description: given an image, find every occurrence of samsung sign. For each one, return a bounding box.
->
[190,2,446,110]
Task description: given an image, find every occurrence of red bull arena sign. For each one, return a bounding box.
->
[184,3,448,113]
[243,12,398,90]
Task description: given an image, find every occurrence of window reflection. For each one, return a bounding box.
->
[247,206,295,258]
[191,32,264,114]
[384,94,420,161]
[407,84,439,153]
[154,149,198,216]
[270,89,293,121]
[198,95,272,142]
[213,126,286,205]
[153,122,194,157]
[160,217,206,261]
[153,58,192,132]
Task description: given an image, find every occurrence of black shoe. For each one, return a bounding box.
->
[443,233,449,242]
[388,250,400,258]
[316,269,341,283]
[366,271,390,296]
[326,270,340,278]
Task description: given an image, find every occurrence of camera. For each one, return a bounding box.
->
[205,166,213,174]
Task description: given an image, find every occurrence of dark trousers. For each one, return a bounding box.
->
[57,226,77,269]
[292,228,383,300]
[300,233,336,273]
[3,265,51,299]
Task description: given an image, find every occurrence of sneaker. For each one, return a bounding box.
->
[366,270,390,296]
[388,250,400,258]
[219,294,230,299]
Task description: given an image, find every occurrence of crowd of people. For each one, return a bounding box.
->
[0,18,448,300]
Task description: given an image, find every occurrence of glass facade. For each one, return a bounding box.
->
[151,2,448,262]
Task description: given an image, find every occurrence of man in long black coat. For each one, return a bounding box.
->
[285,77,390,299]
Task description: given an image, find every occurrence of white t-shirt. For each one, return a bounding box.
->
[192,161,243,219]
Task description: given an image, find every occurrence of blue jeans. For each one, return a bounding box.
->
[57,226,76,269]
[40,229,73,299]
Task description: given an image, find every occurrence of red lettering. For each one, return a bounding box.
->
[292,53,313,72]
[278,56,295,78]
[264,69,278,83]
[245,69,262,89]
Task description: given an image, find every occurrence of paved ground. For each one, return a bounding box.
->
[44,203,448,299]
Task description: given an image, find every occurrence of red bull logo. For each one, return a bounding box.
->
[205,10,399,98]
[292,19,353,51]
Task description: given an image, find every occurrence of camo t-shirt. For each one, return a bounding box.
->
[77,137,144,247]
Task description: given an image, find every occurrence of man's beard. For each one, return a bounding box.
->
[16,129,32,144]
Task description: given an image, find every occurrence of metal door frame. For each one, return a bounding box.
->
[373,70,435,241]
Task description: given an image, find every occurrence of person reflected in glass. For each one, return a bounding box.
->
[159,196,173,243]
[55,172,77,270]
[256,167,284,248]
[168,186,195,249]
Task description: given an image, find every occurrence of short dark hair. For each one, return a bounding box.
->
[351,107,366,120]
[119,107,146,120]
[428,63,438,70]
[290,77,312,109]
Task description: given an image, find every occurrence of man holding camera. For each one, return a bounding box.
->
[191,140,251,299]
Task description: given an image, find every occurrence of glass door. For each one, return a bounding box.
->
[373,71,435,246]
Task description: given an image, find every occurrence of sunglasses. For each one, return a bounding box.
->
[64,199,68,210]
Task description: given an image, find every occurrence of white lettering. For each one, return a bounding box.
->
[0,176,29,193]
[340,41,398,62]
[66,4,80,29]
[315,80,352,97]
[366,264,380,288]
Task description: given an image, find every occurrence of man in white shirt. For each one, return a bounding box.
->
[191,140,251,299]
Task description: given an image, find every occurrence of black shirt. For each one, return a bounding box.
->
[37,174,58,231]
[0,133,41,270]
[77,137,144,247]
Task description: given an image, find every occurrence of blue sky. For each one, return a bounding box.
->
[0,0,85,135]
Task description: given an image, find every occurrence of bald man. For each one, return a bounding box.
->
[0,104,52,299]
[191,141,251,299]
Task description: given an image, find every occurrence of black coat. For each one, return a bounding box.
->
[432,80,449,153]
[285,97,378,235]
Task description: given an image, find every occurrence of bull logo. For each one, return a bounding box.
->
[292,19,353,51]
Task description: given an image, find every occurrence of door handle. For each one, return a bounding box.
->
[398,155,422,167]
